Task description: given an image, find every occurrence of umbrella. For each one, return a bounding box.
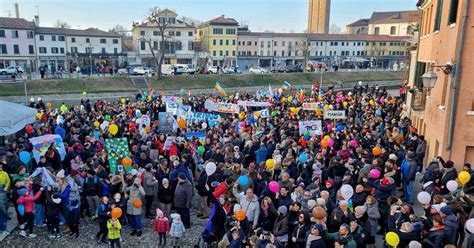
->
[0,100,37,136]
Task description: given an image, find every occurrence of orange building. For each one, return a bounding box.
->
[406,0,474,169]
[308,0,331,34]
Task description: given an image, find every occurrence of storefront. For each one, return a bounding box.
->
[0,57,36,73]
[38,56,67,72]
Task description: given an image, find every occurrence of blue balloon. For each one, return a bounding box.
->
[292,99,298,105]
[19,151,30,164]
[237,175,250,185]
[198,163,203,171]
[299,153,308,163]
[375,109,382,116]
[55,126,66,139]
[248,116,255,124]
[336,124,344,132]
[93,130,100,138]
[211,181,219,187]
[18,204,25,216]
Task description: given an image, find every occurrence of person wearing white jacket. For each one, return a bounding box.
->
[170,213,185,247]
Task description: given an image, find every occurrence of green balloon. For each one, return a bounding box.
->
[304,131,311,137]
[105,115,111,121]
[198,146,205,155]
[271,111,277,117]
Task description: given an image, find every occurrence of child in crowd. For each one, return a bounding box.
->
[152,208,170,246]
[111,193,126,226]
[16,186,43,238]
[68,195,81,238]
[170,213,185,248]
[107,218,122,248]
[45,185,62,239]
[96,196,111,244]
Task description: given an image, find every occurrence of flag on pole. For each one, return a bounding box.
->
[215,82,227,96]
[281,81,291,91]
[268,83,273,101]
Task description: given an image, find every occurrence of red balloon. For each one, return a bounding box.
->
[127,109,133,116]
[129,123,135,129]
[25,125,34,134]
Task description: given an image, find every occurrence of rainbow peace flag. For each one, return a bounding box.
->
[215,82,227,96]
[281,81,291,91]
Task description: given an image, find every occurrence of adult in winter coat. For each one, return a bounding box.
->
[438,159,457,195]
[174,173,193,229]
[143,164,159,219]
[306,224,326,248]
[124,177,145,237]
[401,151,417,204]
[196,170,211,218]
[439,205,458,246]
[232,185,260,229]
[273,206,289,244]
[291,212,311,248]
[157,178,173,217]
[364,196,380,246]
[257,196,277,231]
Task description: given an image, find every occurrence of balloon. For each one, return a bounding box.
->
[46,102,52,108]
[121,98,126,104]
[122,157,132,166]
[177,118,186,129]
[312,206,327,220]
[239,112,246,119]
[197,146,205,155]
[299,153,308,163]
[108,124,118,135]
[19,151,30,164]
[324,104,329,110]
[288,96,293,102]
[417,191,431,204]
[60,104,68,112]
[105,115,111,122]
[111,208,122,219]
[375,109,382,116]
[327,139,334,147]
[369,169,381,179]
[266,159,275,169]
[129,122,136,129]
[340,184,354,200]
[198,163,203,171]
[211,181,219,187]
[385,232,400,247]
[144,126,151,132]
[94,121,100,128]
[446,180,458,192]
[202,122,208,129]
[127,109,133,116]
[36,113,43,120]
[237,175,250,185]
[18,204,25,216]
[458,171,471,186]
[350,139,358,148]
[93,130,100,138]
[343,101,348,107]
[321,139,328,148]
[369,99,375,105]
[304,131,311,137]
[269,181,280,193]
[336,124,344,132]
[132,199,142,208]
[466,218,474,233]
[324,135,331,141]
[235,209,246,221]
[147,95,152,101]
[326,124,333,130]
[271,111,277,117]
[25,125,34,134]
[254,111,261,118]
[372,147,382,156]
[135,110,141,118]
[55,126,66,139]
[100,121,109,131]
[205,162,216,176]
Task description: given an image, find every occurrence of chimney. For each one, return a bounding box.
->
[14,3,20,18]
[34,15,39,26]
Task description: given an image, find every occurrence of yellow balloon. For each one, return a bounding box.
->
[60,104,68,112]
[324,104,329,110]
[385,232,400,247]
[46,102,52,108]
[94,121,100,128]
[343,101,348,107]
[108,124,118,135]
[36,113,43,119]
[324,135,331,141]
[266,159,275,169]
[369,99,375,105]
[121,98,126,104]
[458,171,471,186]
[147,95,152,101]
[288,96,293,102]
[254,111,261,117]
[239,112,245,119]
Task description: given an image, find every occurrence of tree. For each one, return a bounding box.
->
[54,20,71,29]
[329,24,342,34]
[179,16,201,26]
[109,24,128,36]
[296,32,313,68]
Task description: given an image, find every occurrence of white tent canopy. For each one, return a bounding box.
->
[0,100,37,136]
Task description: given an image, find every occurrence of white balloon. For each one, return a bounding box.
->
[417,191,431,205]
[205,162,216,176]
[446,180,458,192]
[202,122,208,129]
[340,184,354,200]
[466,218,474,233]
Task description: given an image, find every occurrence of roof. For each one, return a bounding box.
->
[347,19,370,27]
[369,10,420,24]
[0,17,35,30]
[238,32,410,42]
[200,15,238,27]
[35,27,121,37]
[133,19,195,29]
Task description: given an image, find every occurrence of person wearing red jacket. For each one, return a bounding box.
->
[152,208,170,246]
[17,187,43,238]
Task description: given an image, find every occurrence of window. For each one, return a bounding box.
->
[153,31,159,36]
[176,31,181,36]
[52,36,56,41]
[357,51,360,56]
[28,31,34,39]
[374,27,380,35]
[226,28,236,35]
[71,37,76,43]
[0,30,5,37]
[260,51,263,56]
[232,51,236,56]
[114,48,117,54]
[247,41,251,45]
[226,40,229,45]
[51,47,59,54]
[140,30,146,36]
[213,39,216,45]
[176,41,182,51]
[219,51,223,56]
[320,51,322,56]
[232,39,236,46]
[71,47,77,53]
[100,39,106,44]
[213,28,223,35]
[274,41,277,46]
[39,35,44,41]
[60,47,65,54]
[330,51,332,56]
[238,41,241,46]
[448,0,459,25]
[153,41,158,50]
[282,41,285,46]
[101,48,106,53]
[341,42,345,46]
[254,51,257,56]
[390,26,397,35]
[13,45,19,54]
[226,51,229,56]
[220,40,223,45]
[29,45,34,54]
[267,41,271,48]
[288,51,291,56]
[188,31,193,36]
[0,44,7,54]
[273,50,277,56]
[86,38,90,43]
[113,39,119,44]
[188,41,194,50]
[12,30,19,38]
[282,50,285,56]
[267,51,270,56]
[434,0,443,31]
[140,41,146,50]
[58,36,65,41]
[254,41,257,46]
[168,18,176,24]
[158,17,166,24]
[260,41,264,48]
[213,50,216,56]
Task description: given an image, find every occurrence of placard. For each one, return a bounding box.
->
[298,120,323,136]
[29,134,66,163]
[323,110,346,119]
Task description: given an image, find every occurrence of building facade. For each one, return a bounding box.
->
[368,11,420,36]
[0,17,36,72]
[35,27,68,72]
[197,15,238,67]
[346,19,369,35]
[407,0,474,168]
[307,0,331,34]
[132,9,196,66]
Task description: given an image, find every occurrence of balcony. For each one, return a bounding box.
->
[410,89,427,111]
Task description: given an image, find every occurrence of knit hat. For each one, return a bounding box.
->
[17,188,27,196]
[312,224,324,235]
[381,177,389,186]
[67,147,74,153]
[444,160,454,168]
[325,180,334,187]
[316,198,326,207]
[389,154,398,161]
[170,213,181,221]
[408,241,422,248]
[178,173,186,180]
[354,206,367,218]
[277,206,288,215]
[156,208,163,218]
[440,205,453,215]
[307,200,317,209]
[349,215,358,223]
[432,202,447,213]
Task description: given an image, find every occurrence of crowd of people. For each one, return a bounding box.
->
[0,82,473,248]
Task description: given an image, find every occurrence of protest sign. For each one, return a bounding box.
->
[237,101,271,107]
[29,134,66,163]
[105,138,131,172]
[254,109,270,118]
[136,115,151,130]
[164,136,176,150]
[159,112,175,134]
[185,132,206,145]
[323,110,347,119]
[204,99,240,114]
[298,120,323,136]
[302,102,320,111]
[178,110,220,127]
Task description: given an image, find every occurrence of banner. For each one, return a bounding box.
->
[163,96,181,105]
[298,120,323,136]
[302,102,320,111]
[324,110,347,119]
[185,132,206,145]
[30,134,66,163]
[237,101,271,107]
[30,167,55,186]
[159,112,175,134]
[254,109,270,118]
[166,102,180,115]
[204,99,239,114]
[136,115,151,130]
[105,138,131,172]
[178,110,220,127]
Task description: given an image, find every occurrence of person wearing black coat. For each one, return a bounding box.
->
[45,187,62,238]
[291,212,311,248]
[438,158,458,195]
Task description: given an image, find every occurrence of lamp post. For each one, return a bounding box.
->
[88,44,94,77]
[421,70,438,92]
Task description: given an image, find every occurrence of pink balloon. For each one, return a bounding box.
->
[269,181,280,193]
[327,139,334,147]
[240,121,245,127]
[369,169,380,179]
[326,124,333,130]
[350,140,358,148]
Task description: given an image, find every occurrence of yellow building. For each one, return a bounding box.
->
[308,0,331,34]
[196,15,238,67]
[363,36,409,68]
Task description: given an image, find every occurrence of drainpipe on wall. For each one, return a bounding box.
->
[447,0,471,158]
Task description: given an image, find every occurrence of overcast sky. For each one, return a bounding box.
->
[1,0,417,32]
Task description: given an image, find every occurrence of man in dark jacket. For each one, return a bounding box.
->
[276,186,294,208]
[401,151,417,204]
[438,158,458,195]
[83,169,100,217]
[174,173,193,229]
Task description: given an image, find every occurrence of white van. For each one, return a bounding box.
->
[161,64,174,75]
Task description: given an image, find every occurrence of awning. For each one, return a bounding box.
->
[0,100,37,136]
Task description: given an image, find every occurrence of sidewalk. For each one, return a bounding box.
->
[0,207,18,241]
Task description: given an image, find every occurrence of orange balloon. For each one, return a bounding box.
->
[132,199,142,208]
[373,147,382,156]
[321,139,328,148]
[144,126,151,132]
[312,206,327,220]
[111,207,122,219]
[177,118,186,129]
[234,209,246,221]
[122,157,132,166]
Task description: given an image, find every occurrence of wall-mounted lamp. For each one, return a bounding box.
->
[432,61,455,75]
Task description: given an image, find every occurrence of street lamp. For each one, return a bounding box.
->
[421,70,438,91]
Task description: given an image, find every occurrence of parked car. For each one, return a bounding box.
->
[186,64,196,74]
[208,66,219,74]
[173,64,187,75]
[284,65,303,73]
[132,67,154,76]
[117,67,129,75]
[0,65,24,75]
[249,67,269,74]
[161,64,174,75]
